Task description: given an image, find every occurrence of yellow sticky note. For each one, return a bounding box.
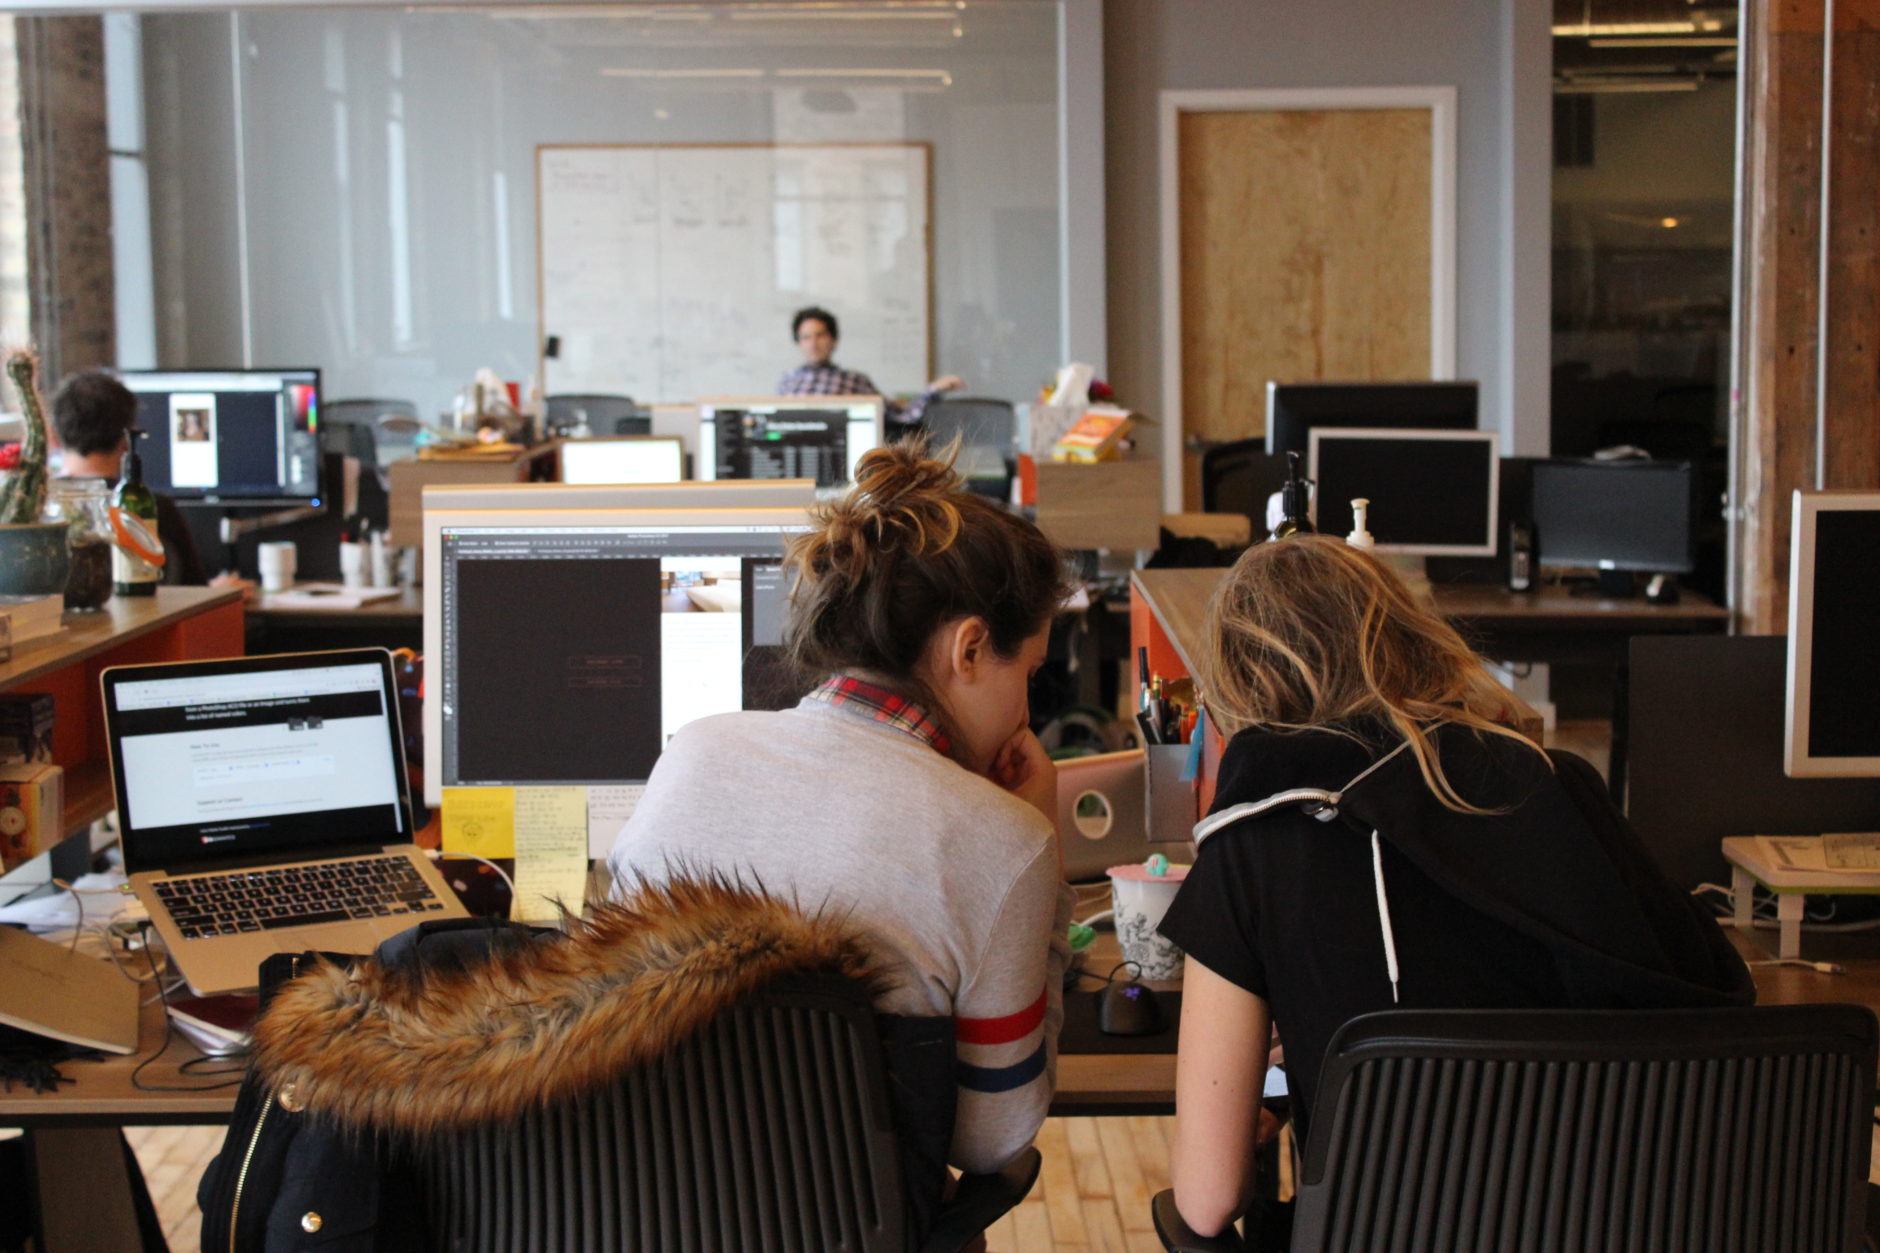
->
[441,787,516,859]
[512,786,592,922]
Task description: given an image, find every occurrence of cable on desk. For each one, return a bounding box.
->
[428,848,517,901]
[129,924,247,1093]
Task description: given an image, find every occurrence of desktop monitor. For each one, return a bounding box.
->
[1266,381,1478,457]
[1784,491,1880,778]
[421,506,814,805]
[119,368,324,507]
[697,396,884,488]
[1529,459,1696,575]
[558,436,685,486]
[1307,428,1499,556]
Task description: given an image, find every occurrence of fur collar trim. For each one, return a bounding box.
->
[251,875,886,1135]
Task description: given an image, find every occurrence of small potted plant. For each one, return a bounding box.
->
[0,351,73,596]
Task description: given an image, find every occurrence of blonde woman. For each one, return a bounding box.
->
[1157,536,1752,1237]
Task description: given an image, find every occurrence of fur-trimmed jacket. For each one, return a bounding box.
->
[198,877,956,1252]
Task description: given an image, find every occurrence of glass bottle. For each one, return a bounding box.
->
[42,478,113,610]
[1270,451,1315,540]
[112,443,162,597]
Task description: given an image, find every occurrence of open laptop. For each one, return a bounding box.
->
[101,648,468,996]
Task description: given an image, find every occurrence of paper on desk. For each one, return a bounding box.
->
[442,787,516,859]
[586,784,645,858]
[513,787,591,922]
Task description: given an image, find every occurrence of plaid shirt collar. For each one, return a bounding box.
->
[805,675,952,757]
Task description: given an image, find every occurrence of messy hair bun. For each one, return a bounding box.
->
[784,438,1070,730]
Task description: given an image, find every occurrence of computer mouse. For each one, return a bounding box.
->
[1097,979,1165,1036]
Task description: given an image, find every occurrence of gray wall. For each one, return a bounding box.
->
[138,5,1062,420]
[1101,0,1552,458]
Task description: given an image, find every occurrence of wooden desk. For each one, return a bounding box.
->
[0,588,243,843]
[248,587,422,654]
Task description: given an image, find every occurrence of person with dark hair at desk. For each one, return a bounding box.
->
[779,305,963,426]
[50,369,211,586]
[1157,536,1754,1239]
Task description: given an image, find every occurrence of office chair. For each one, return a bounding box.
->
[1200,440,1289,526]
[324,398,421,471]
[546,393,642,438]
[1151,1004,1877,1252]
[227,907,1039,1253]
[921,397,1016,500]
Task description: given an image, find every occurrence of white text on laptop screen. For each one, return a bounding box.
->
[115,663,404,862]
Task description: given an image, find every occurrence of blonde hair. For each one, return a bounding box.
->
[1199,535,1542,813]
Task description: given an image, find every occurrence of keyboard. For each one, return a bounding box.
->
[1822,833,1880,871]
[153,856,444,940]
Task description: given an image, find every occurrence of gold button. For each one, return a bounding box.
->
[301,1212,323,1233]
[277,1084,304,1112]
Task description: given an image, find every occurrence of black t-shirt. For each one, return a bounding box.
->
[1159,778,1566,1145]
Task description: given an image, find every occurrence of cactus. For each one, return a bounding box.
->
[0,350,48,525]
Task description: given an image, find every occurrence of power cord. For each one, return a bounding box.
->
[425,848,517,899]
[1748,958,1847,975]
[129,923,247,1092]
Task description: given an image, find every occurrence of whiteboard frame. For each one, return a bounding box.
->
[535,141,935,405]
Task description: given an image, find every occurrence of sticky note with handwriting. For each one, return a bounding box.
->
[441,787,515,859]
[513,786,591,922]
[585,784,646,858]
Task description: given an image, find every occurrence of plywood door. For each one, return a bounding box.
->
[1179,108,1433,444]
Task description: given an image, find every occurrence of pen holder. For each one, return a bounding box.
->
[1144,742,1195,844]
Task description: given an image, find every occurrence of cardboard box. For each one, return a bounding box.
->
[1033,453,1163,552]
[387,446,559,549]
[0,762,64,870]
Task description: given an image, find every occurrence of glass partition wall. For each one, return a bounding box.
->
[95,2,1064,424]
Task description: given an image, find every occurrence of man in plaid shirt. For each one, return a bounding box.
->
[778,306,963,426]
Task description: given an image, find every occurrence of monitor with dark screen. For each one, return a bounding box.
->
[120,369,323,507]
[1266,381,1477,456]
[1529,459,1695,575]
[1308,428,1499,557]
[420,506,812,804]
[1785,492,1880,777]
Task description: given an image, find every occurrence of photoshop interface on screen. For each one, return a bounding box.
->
[716,409,848,486]
[439,525,794,787]
[128,371,321,501]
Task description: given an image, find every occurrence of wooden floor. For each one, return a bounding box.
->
[129,1118,1188,1253]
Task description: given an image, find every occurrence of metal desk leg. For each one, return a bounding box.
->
[1732,865,1754,935]
[27,1127,146,1252]
[1777,892,1804,960]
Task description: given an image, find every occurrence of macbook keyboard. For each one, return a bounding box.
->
[154,856,445,940]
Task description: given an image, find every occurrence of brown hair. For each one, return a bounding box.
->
[1199,535,1542,813]
[784,438,1071,742]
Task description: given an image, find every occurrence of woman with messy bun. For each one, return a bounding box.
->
[609,439,1075,1205]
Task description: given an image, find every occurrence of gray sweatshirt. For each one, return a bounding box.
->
[607,698,1074,1174]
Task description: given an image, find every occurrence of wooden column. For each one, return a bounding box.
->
[1738,0,1880,633]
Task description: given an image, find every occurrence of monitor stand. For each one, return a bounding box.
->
[1589,567,1638,598]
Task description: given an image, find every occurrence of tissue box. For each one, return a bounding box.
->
[0,761,63,870]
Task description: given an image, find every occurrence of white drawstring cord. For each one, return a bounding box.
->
[1369,829,1401,1004]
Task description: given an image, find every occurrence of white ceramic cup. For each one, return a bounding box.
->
[257,541,298,593]
[338,541,368,589]
[1107,862,1189,981]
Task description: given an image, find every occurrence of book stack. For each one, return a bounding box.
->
[166,993,259,1056]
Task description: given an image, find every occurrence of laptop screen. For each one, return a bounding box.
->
[104,651,409,873]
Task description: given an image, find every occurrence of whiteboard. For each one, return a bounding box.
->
[537,143,931,403]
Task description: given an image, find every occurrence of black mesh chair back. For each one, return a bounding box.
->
[920,398,1015,496]
[1153,1004,1876,1253]
[407,974,952,1253]
[1293,1004,1876,1253]
[323,398,420,468]
[546,394,644,437]
[1200,439,1288,521]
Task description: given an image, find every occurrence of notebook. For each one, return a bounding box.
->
[101,648,469,996]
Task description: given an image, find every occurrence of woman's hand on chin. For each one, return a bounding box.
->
[989,726,1057,826]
